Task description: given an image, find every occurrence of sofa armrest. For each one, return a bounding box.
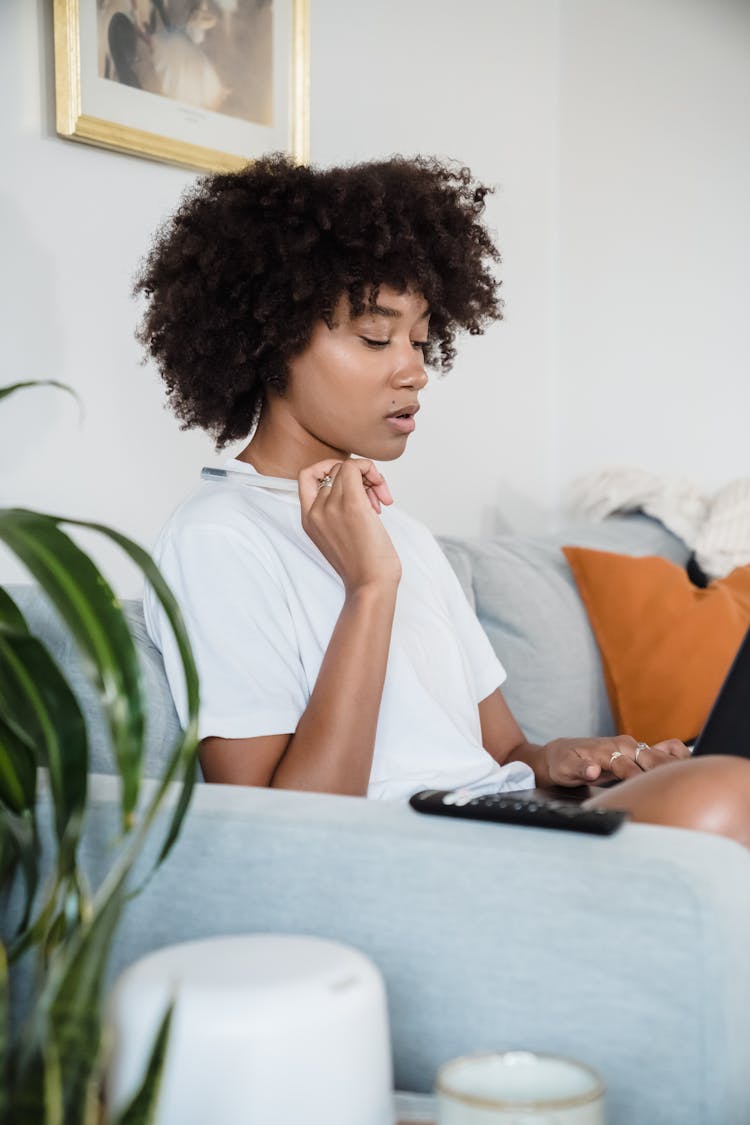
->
[13,775,750,1125]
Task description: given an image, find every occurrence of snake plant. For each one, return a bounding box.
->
[0,381,200,1123]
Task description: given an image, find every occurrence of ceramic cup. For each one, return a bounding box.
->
[435,1051,606,1124]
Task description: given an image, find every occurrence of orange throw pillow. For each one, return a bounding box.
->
[562,548,750,745]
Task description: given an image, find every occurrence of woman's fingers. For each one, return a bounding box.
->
[605,747,648,781]
[579,741,641,783]
[349,459,394,512]
[298,459,344,513]
[343,464,388,513]
[547,735,694,787]
[297,458,401,592]
[651,738,692,760]
[630,743,678,771]
[298,458,393,515]
[552,738,657,785]
[363,469,394,508]
[544,739,622,784]
[592,737,690,782]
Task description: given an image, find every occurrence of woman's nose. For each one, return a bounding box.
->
[393,351,429,390]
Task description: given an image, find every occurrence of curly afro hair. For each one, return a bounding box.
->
[134,153,502,448]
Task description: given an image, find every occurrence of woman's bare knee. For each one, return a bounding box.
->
[586,755,750,847]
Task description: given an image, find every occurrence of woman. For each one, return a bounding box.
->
[139,154,750,845]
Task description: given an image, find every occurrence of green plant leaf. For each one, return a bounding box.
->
[0,389,201,1123]
[6,1021,48,1124]
[9,891,59,962]
[0,716,37,815]
[0,591,90,958]
[0,590,39,818]
[109,1002,174,1125]
[43,1037,64,1125]
[1,512,199,869]
[0,511,145,828]
[58,520,200,870]
[0,380,82,420]
[0,630,88,849]
[14,870,129,1124]
[6,866,90,966]
[59,522,199,724]
[0,819,18,890]
[0,586,29,633]
[50,879,128,1122]
[0,808,39,936]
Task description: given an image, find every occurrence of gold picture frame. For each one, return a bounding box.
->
[53,0,309,173]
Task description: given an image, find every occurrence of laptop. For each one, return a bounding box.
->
[690,623,750,758]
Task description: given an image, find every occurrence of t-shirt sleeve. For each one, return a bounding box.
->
[145,521,308,741]
[439,555,507,702]
[411,525,506,702]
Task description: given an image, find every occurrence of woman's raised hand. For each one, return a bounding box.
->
[298,459,402,594]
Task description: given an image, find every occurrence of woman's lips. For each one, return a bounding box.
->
[386,414,417,434]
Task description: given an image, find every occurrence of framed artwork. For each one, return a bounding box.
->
[53,1,309,172]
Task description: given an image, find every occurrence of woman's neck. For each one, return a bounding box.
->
[236,409,349,480]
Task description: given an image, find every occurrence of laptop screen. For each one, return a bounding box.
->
[692,625,750,758]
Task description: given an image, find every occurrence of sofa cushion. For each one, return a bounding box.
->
[562,548,750,744]
[5,585,182,778]
[6,514,689,779]
[439,516,689,744]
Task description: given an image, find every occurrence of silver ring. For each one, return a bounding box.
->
[634,741,649,765]
[318,474,333,489]
[609,750,623,768]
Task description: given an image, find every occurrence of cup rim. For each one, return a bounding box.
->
[435,1050,606,1112]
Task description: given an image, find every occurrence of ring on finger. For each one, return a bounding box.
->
[318,474,334,489]
[634,741,650,766]
[609,750,624,768]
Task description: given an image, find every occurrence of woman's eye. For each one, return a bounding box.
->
[360,337,389,348]
[359,337,428,350]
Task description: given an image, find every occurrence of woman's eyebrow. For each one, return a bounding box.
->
[363,305,431,320]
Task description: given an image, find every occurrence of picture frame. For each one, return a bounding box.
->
[53,0,309,173]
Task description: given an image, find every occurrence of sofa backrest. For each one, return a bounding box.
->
[439,514,688,744]
[6,514,688,778]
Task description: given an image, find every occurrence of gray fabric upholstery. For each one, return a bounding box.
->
[439,514,689,742]
[7,776,750,1125]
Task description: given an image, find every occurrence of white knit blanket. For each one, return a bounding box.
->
[567,468,750,580]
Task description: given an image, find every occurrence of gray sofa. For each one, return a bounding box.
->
[7,515,750,1125]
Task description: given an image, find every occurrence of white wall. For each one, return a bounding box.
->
[555,0,750,505]
[309,0,559,538]
[1,0,748,594]
[1,1,218,593]
[1,0,559,594]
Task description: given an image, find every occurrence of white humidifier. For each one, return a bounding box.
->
[105,934,394,1125]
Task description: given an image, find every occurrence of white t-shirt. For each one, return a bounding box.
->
[144,459,534,801]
